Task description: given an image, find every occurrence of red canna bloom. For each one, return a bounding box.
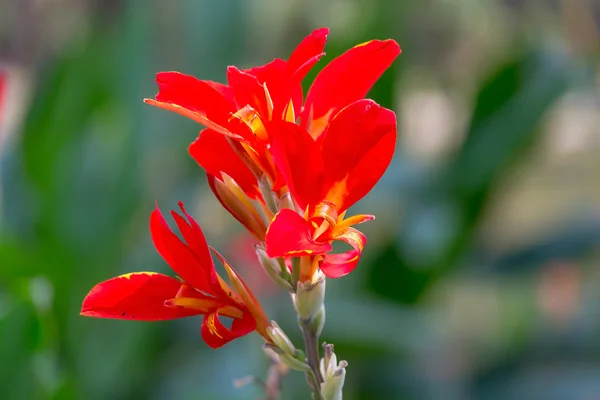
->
[81,202,270,349]
[144,28,401,278]
[144,28,399,189]
[264,99,397,279]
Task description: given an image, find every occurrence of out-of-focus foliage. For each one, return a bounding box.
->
[1,0,599,399]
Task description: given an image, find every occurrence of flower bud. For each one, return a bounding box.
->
[258,174,278,215]
[264,342,285,355]
[320,361,347,400]
[293,270,326,321]
[278,352,312,372]
[320,343,337,379]
[320,343,347,400]
[255,246,293,291]
[208,174,267,241]
[309,305,325,337]
[266,321,296,356]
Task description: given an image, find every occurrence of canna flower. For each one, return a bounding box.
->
[144,27,399,192]
[144,28,400,277]
[80,202,270,348]
[265,99,397,279]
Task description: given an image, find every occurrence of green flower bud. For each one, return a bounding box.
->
[279,353,312,372]
[255,246,293,291]
[320,343,338,379]
[294,270,326,321]
[320,362,347,400]
[266,321,296,356]
[258,174,278,215]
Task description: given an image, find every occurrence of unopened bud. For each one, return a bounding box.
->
[320,343,338,379]
[255,246,293,291]
[310,305,325,337]
[258,175,278,215]
[320,343,347,400]
[266,321,296,356]
[320,361,347,400]
[264,342,284,355]
[294,270,326,321]
[279,352,311,372]
[209,174,267,241]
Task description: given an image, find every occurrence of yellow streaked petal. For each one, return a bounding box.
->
[210,248,270,338]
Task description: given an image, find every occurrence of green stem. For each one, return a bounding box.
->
[300,317,324,399]
[291,257,301,290]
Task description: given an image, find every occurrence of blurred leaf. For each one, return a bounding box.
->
[370,49,573,303]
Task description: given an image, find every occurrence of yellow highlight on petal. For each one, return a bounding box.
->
[119,272,157,280]
[263,83,274,120]
[206,313,224,339]
[283,99,295,123]
[288,249,313,255]
[354,40,374,48]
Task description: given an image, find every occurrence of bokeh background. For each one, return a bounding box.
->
[1,0,600,399]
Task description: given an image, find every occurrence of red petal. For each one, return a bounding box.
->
[285,28,329,78]
[243,59,302,117]
[302,39,401,136]
[320,227,367,278]
[201,310,256,349]
[204,80,236,107]
[244,58,286,96]
[227,66,270,117]
[150,205,215,294]
[268,120,324,210]
[273,28,329,117]
[81,272,199,320]
[265,209,332,258]
[151,71,232,122]
[189,129,260,199]
[321,100,397,212]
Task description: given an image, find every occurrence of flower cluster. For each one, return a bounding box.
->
[81,27,400,392]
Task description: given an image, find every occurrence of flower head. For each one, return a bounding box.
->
[144,28,401,279]
[81,202,270,348]
[264,99,396,279]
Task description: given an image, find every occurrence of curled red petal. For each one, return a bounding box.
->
[320,227,367,278]
[201,310,256,349]
[321,99,397,212]
[285,28,329,78]
[150,205,215,294]
[81,272,200,320]
[265,209,332,258]
[272,27,329,117]
[153,72,233,124]
[189,129,260,199]
[302,39,401,136]
[268,120,324,210]
[144,98,247,141]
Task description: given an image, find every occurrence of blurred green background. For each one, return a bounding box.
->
[1,0,600,399]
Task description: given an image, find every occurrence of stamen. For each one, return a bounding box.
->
[263,83,274,120]
[283,99,295,122]
[230,105,268,141]
[312,220,330,241]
